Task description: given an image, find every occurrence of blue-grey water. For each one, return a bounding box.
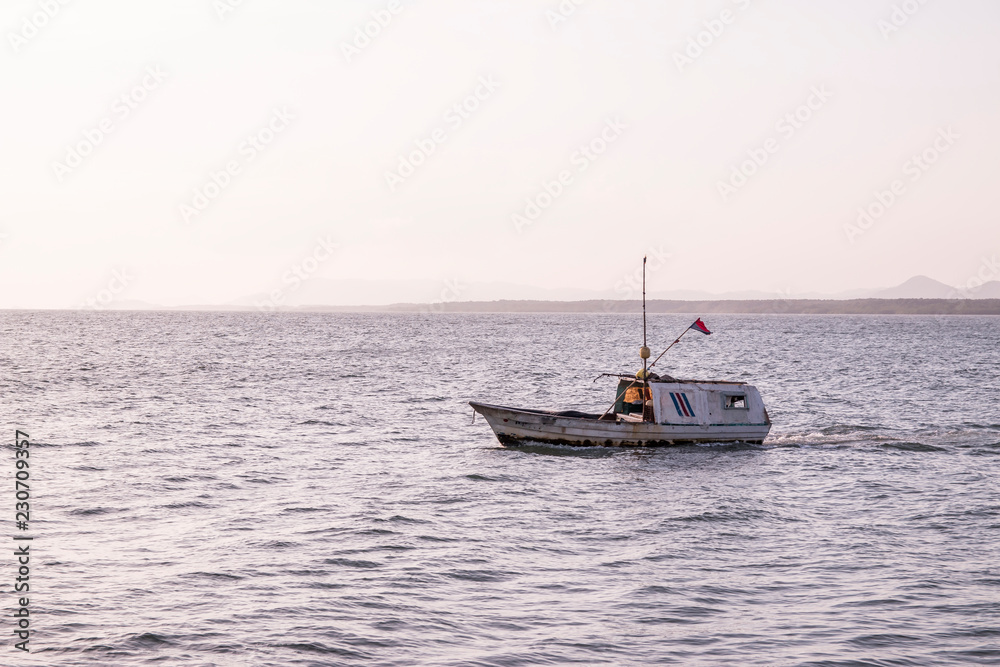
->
[2,312,999,666]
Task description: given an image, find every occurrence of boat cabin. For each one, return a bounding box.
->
[613,378,768,426]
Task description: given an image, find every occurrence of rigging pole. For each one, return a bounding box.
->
[640,256,651,422]
[642,256,647,361]
[600,257,653,423]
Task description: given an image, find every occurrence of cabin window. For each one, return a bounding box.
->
[723,394,747,410]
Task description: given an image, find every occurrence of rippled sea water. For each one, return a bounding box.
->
[2,311,999,666]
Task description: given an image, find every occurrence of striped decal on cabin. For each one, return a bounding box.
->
[669,392,695,417]
[681,393,695,416]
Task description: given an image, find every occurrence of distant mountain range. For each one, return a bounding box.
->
[238,274,999,307]
[867,275,1000,299]
[80,275,1000,311]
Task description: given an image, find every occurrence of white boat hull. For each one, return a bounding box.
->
[470,402,770,447]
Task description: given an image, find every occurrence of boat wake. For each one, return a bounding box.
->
[765,423,1000,453]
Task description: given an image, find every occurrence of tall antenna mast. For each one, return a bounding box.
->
[640,256,651,421]
[642,256,647,353]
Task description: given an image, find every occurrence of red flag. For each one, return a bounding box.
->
[689,318,712,335]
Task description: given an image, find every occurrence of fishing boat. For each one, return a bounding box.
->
[470,258,771,447]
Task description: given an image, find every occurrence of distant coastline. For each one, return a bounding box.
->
[46,298,995,314]
[350,298,1000,315]
[11,298,1000,314]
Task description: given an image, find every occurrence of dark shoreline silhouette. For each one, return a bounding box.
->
[310,298,1000,315]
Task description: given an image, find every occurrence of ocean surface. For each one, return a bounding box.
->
[2,311,999,666]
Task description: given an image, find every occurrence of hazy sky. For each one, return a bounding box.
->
[2,0,999,307]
